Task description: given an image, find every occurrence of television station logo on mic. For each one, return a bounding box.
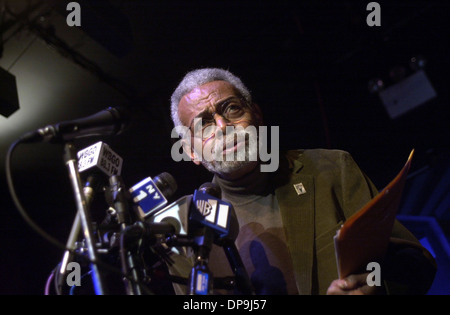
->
[129,177,168,219]
[196,199,215,217]
[77,141,123,176]
[192,190,231,237]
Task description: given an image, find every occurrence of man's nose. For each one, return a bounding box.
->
[214,113,230,133]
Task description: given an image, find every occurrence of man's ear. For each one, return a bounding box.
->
[181,138,202,165]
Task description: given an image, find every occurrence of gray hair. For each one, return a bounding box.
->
[170,68,252,136]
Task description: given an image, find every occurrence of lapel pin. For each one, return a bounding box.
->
[293,182,306,195]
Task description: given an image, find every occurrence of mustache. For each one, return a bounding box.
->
[198,125,259,163]
[211,128,252,152]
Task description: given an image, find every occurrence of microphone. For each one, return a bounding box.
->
[129,172,178,220]
[20,106,130,143]
[57,142,124,290]
[145,182,252,294]
[77,142,124,233]
[192,182,252,294]
[77,141,123,220]
[190,182,238,243]
[198,182,221,198]
[145,195,192,236]
[147,182,235,294]
[145,182,238,240]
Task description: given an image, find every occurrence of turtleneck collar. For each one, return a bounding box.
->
[212,163,273,206]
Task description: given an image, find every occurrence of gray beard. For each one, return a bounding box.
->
[202,159,253,176]
[200,128,258,176]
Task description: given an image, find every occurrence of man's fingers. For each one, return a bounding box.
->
[343,273,368,289]
[326,279,349,295]
[327,273,373,295]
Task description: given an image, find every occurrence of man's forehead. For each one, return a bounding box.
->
[182,81,238,105]
[178,80,243,126]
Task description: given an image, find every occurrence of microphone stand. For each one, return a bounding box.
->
[57,175,97,291]
[188,227,214,295]
[63,143,106,295]
[221,240,254,295]
[108,175,145,295]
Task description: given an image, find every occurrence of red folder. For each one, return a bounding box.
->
[334,150,414,278]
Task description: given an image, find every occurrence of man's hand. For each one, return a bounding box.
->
[326,273,380,295]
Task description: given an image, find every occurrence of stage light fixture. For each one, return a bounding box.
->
[0,66,20,118]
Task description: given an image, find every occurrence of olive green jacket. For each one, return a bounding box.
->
[273,149,436,295]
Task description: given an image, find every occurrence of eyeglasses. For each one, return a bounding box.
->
[189,97,250,140]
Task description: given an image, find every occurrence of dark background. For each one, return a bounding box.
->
[0,0,449,294]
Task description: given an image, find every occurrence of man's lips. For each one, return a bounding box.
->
[221,140,244,154]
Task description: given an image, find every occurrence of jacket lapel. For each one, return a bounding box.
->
[274,154,315,295]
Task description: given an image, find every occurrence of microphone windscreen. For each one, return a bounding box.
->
[198,182,221,199]
[154,172,177,199]
[106,106,131,135]
[129,172,178,219]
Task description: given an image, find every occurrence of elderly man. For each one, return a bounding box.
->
[167,68,436,295]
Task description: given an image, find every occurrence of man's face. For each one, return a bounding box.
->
[178,80,262,180]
